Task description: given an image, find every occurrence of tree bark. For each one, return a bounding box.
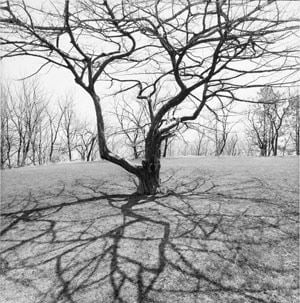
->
[137,129,162,194]
[136,159,161,195]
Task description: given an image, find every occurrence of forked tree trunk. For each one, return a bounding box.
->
[91,91,162,195]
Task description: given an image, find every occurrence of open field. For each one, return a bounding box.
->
[0,157,299,303]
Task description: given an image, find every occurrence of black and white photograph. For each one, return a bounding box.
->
[0,0,299,302]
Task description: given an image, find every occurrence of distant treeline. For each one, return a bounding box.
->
[1,82,299,169]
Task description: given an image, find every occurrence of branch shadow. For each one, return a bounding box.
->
[0,171,298,303]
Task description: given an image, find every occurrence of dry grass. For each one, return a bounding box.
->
[0,157,299,303]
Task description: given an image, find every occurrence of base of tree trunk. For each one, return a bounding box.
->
[136,160,161,195]
[137,176,160,195]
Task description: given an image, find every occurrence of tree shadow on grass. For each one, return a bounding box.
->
[0,171,298,303]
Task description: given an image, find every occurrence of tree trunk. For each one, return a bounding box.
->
[21,141,30,166]
[133,146,139,159]
[31,140,36,165]
[49,143,54,162]
[137,129,162,195]
[17,138,22,167]
[0,146,4,169]
[136,159,161,195]
[67,140,72,161]
[260,142,267,156]
[87,136,96,161]
[162,137,168,158]
[1,133,5,169]
[273,133,278,156]
[296,126,300,156]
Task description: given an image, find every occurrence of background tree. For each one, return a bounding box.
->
[0,85,13,168]
[46,104,65,163]
[1,0,299,193]
[187,104,237,156]
[75,120,98,162]
[4,80,46,166]
[224,135,240,156]
[185,120,210,156]
[161,135,176,158]
[113,99,147,159]
[0,81,101,168]
[60,100,78,161]
[286,93,300,155]
[248,87,290,156]
[248,104,271,156]
[211,106,234,156]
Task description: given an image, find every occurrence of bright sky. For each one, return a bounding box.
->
[1,57,96,120]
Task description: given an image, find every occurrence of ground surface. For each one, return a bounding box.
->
[0,157,299,303]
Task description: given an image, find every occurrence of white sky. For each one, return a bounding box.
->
[1,57,96,120]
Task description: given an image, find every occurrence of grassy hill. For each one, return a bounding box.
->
[1,157,299,303]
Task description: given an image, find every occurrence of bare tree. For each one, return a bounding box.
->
[286,93,300,155]
[185,121,209,156]
[248,105,270,156]
[0,85,13,168]
[224,135,240,156]
[193,131,208,156]
[278,133,292,156]
[161,135,176,158]
[59,99,78,161]
[0,104,9,168]
[1,0,299,193]
[75,120,97,161]
[34,118,49,165]
[188,106,236,156]
[4,80,46,167]
[248,87,290,156]
[210,106,234,156]
[114,100,147,159]
[46,105,65,162]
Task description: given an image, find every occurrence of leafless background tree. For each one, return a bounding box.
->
[75,120,98,162]
[286,93,300,155]
[0,80,100,168]
[113,99,147,159]
[0,81,47,167]
[248,87,291,156]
